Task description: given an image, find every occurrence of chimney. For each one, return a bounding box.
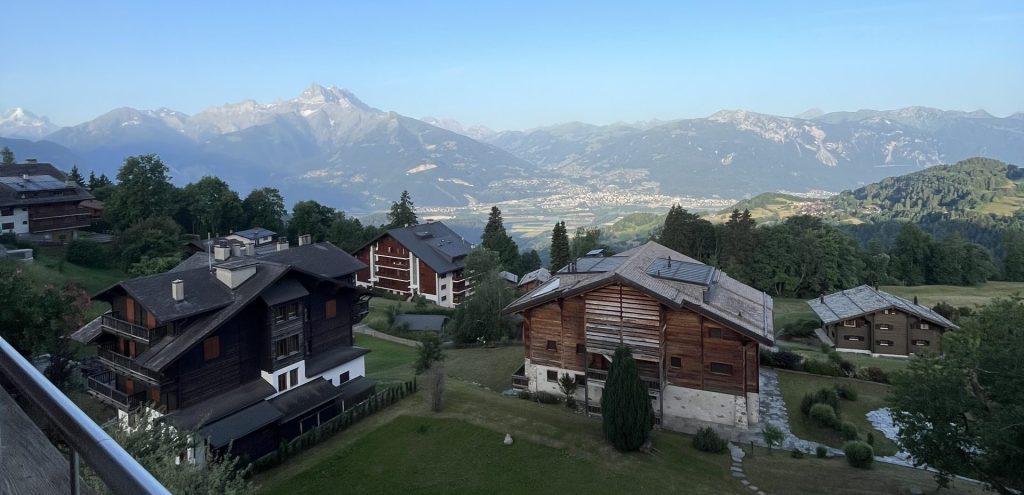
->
[64,179,76,187]
[172,279,184,302]
[246,241,255,256]
[230,244,242,258]
[213,244,231,261]
[299,234,311,246]
[914,296,919,305]
[214,261,258,289]
[21,173,29,180]
[276,240,289,251]
[819,293,825,304]
[25,158,37,164]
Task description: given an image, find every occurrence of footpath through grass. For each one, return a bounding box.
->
[775,369,898,456]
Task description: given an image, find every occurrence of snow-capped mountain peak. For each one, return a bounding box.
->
[0,107,59,140]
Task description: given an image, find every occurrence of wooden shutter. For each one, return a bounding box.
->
[125,298,135,323]
[146,312,157,329]
[149,387,160,403]
[325,299,337,319]
[128,340,137,358]
[125,379,135,395]
[203,336,220,361]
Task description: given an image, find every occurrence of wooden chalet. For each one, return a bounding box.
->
[353,221,473,307]
[807,285,958,356]
[71,241,374,463]
[517,268,551,293]
[0,160,98,243]
[504,242,774,431]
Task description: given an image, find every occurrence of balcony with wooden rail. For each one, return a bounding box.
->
[584,368,662,393]
[100,312,165,344]
[510,364,529,390]
[87,371,147,411]
[96,347,162,385]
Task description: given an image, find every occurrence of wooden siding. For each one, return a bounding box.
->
[308,288,354,354]
[872,310,908,355]
[525,301,563,367]
[584,285,662,362]
[561,296,586,371]
[419,260,437,295]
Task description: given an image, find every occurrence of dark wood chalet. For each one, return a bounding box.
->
[353,221,473,307]
[0,161,98,243]
[504,242,774,431]
[807,285,958,356]
[72,242,374,464]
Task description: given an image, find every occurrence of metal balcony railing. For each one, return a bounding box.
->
[100,313,164,344]
[0,335,170,494]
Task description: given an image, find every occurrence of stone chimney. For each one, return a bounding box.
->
[276,240,289,251]
[299,234,312,246]
[21,173,29,180]
[172,279,184,302]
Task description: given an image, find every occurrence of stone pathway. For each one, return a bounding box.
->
[737,369,841,456]
[728,442,765,495]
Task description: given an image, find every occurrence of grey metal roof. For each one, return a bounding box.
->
[260,242,366,279]
[518,268,551,287]
[391,314,448,332]
[561,256,627,273]
[504,241,775,345]
[267,377,345,423]
[373,222,472,274]
[0,163,94,208]
[499,271,519,284]
[305,346,370,377]
[647,258,717,286]
[260,278,309,306]
[116,267,236,323]
[164,379,277,431]
[806,285,959,329]
[70,313,104,344]
[201,400,282,448]
[231,228,276,240]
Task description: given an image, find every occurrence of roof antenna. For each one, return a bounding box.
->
[667,255,672,268]
[207,232,213,272]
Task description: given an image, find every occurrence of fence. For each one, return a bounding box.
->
[251,379,418,473]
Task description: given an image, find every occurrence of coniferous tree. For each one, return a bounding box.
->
[889,223,933,285]
[481,206,520,272]
[1,146,14,165]
[520,249,542,274]
[570,227,605,259]
[601,346,654,451]
[87,171,112,191]
[657,205,716,263]
[387,190,417,228]
[1002,229,1024,281]
[67,165,86,187]
[550,221,570,272]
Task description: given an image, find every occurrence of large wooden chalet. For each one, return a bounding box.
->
[353,221,473,308]
[807,285,958,356]
[72,241,373,463]
[504,242,774,431]
[0,160,98,243]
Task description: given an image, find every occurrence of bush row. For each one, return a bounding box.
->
[759,348,890,384]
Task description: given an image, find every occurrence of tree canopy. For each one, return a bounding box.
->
[105,154,176,229]
[181,176,244,236]
[481,206,520,273]
[242,187,286,233]
[549,221,570,272]
[446,247,517,344]
[387,190,417,228]
[288,200,335,242]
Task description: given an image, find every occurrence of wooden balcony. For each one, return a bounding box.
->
[100,312,164,344]
[585,368,661,393]
[97,347,161,385]
[511,364,529,390]
[87,371,146,411]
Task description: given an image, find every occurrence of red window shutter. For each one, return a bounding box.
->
[125,298,135,323]
[125,379,135,395]
[325,299,337,319]
[146,312,157,329]
[203,336,220,361]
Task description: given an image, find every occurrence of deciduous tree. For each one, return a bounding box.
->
[446,247,516,343]
[181,176,244,236]
[287,200,335,242]
[105,154,176,229]
[1,146,14,165]
[242,187,286,233]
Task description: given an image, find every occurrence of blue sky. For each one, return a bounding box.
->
[3,0,1022,129]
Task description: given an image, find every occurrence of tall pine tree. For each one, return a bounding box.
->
[549,221,570,272]
[387,190,418,228]
[481,206,520,272]
[601,346,654,451]
[67,165,86,187]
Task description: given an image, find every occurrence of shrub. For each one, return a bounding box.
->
[790,449,805,459]
[840,421,859,440]
[65,239,107,268]
[692,427,728,454]
[535,391,560,404]
[843,441,874,468]
[760,349,803,370]
[815,445,828,458]
[782,318,819,338]
[863,367,889,384]
[762,424,783,452]
[813,388,842,415]
[809,403,838,428]
[866,432,875,446]
[820,343,832,354]
[803,358,841,377]
[834,383,859,401]
[800,393,816,416]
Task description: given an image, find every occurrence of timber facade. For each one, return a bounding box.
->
[505,242,774,432]
[808,285,957,357]
[0,161,97,242]
[353,221,473,308]
[72,242,374,464]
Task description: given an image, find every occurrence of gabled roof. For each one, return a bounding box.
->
[504,242,774,345]
[0,163,93,208]
[229,228,276,240]
[518,268,551,287]
[391,314,448,332]
[360,222,473,274]
[173,241,366,279]
[107,266,236,323]
[806,285,959,329]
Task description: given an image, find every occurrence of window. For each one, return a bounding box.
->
[339,371,350,384]
[546,340,557,352]
[325,299,337,319]
[290,368,298,387]
[877,340,894,347]
[441,284,447,290]
[203,336,220,361]
[278,373,288,391]
[1,222,12,230]
[842,320,857,327]
[0,207,12,216]
[708,327,723,338]
[919,323,930,330]
[912,340,930,346]
[670,356,682,368]
[546,370,558,382]
[843,335,863,341]
[575,343,585,354]
[709,362,733,375]
[576,374,586,385]
[441,296,447,301]
[21,220,26,225]
[876,324,891,331]
[274,335,300,359]
[274,303,299,323]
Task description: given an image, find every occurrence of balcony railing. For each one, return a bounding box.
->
[87,371,146,411]
[0,335,170,494]
[511,364,529,390]
[97,347,161,385]
[586,368,661,392]
[100,313,164,344]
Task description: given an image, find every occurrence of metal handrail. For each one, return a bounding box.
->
[0,336,170,495]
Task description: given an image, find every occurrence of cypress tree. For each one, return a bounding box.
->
[601,346,654,451]
[550,221,570,272]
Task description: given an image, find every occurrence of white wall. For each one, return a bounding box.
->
[310,355,366,386]
[0,207,29,234]
[261,355,368,397]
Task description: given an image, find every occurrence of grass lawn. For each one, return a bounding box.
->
[776,341,910,374]
[880,281,1024,309]
[444,345,523,392]
[775,369,899,456]
[773,297,817,332]
[357,334,418,384]
[742,445,989,495]
[257,380,742,495]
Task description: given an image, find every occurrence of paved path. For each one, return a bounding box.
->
[737,369,841,456]
[727,443,766,495]
[354,324,420,347]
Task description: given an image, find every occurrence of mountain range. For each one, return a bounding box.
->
[2,86,1023,211]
